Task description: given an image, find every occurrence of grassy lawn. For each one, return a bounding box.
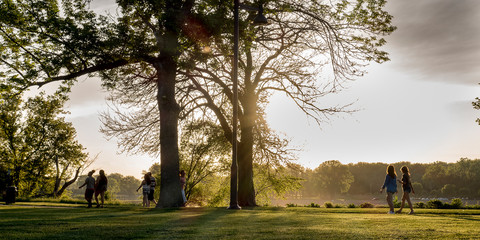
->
[1,203,479,239]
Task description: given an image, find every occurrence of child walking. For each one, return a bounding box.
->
[396,166,415,214]
[380,165,397,214]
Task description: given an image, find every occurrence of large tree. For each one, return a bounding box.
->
[179,0,396,205]
[0,87,88,197]
[101,0,396,206]
[0,0,229,207]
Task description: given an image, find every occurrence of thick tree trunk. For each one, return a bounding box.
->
[237,91,257,207]
[237,138,256,206]
[154,0,192,208]
[156,55,183,208]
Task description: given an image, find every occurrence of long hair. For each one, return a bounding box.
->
[144,173,151,185]
[386,165,396,178]
[400,166,410,175]
[99,170,107,182]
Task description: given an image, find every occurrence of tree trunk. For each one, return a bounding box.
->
[237,90,257,207]
[156,55,183,208]
[154,0,192,208]
[56,167,81,197]
[237,138,256,206]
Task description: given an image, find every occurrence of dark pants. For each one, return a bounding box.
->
[85,188,94,207]
[148,189,155,201]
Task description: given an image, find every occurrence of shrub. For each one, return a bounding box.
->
[347,203,356,208]
[104,191,114,200]
[324,202,334,208]
[393,196,401,208]
[414,202,425,208]
[308,202,320,208]
[450,198,463,209]
[286,203,298,207]
[426,199,444,209]
[466,204,480,209]
[334,204,344,208]
[360,202,374,208]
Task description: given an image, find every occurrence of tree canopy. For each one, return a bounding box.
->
[0,86,89,197]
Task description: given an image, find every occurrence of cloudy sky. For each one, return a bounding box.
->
[43,0,480,178]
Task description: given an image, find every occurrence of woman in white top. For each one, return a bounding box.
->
[136,173,151,207]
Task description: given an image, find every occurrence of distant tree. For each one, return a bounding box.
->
[0,88,88,197]
[448,158,480,194]
[105,173,141,199]
[299,168,317,197]
[178,120,230,203]
[411,182,423,196]
[106,173,123,199]
[348,162,387,195]
[441,184,457,197]
[421,162,450,193]
[119,175,142,197]
[253,163,303,205]
[147,163,161,177]
[314,160,353,198]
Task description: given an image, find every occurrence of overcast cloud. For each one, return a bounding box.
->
[386,0,480,84]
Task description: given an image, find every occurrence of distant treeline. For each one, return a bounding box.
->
[5,158,479,204]
[287,158,480,199]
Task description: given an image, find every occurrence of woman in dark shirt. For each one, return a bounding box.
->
[95,170,108,208]
[396,166,415,214]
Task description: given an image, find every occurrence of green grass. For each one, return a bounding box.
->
[1,203,479,239]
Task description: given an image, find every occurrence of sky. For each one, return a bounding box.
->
[31,0,480,179]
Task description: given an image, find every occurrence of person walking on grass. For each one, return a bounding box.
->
[180,170,187,206]
[396,166,415,214]
[79,170,95,208]
[147,172,157,206]
[380,165,397,214]
[137,173,151,207]
[95,170,108,208]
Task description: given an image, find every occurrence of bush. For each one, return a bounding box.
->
[393,196,401,208]
[426,199,444,209]
[104,191,114,200]
[465,204,480,209]
[324,202,334,208]
[450,198,463,209]
[414,202,425,208]
[334,204,344,208]
[360,202,374,208]
[286,203,298,207]
[308,202,320,208]
[347,203,356,208]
